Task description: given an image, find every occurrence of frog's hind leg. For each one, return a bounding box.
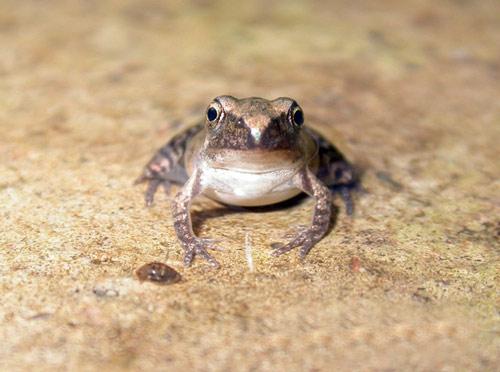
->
[306,127,359,216]
[325,161,358,216]
[135,124,203,206]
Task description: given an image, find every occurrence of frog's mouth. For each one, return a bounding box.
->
[201,130,319,174]
[204,148,308,174]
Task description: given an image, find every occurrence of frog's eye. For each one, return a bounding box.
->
[207,107,218,121]
[206,101,223,123]
[292,106,304,126]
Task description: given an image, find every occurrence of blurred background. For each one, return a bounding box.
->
[0,0,498,370]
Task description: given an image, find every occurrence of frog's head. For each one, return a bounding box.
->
[203,95,304,151]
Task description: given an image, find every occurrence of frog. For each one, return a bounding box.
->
[136,96,358,268]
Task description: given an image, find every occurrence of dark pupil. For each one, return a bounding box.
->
[207,107,218,121]
[293,109,304,125]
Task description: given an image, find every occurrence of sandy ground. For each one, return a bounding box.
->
[0,0,499,370]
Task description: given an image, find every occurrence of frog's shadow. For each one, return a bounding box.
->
[191,193,340,238]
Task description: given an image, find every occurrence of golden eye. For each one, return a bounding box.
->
[292,106,304,126]
[206,101,222,123]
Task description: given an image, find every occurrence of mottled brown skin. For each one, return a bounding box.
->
[136,96,358,267]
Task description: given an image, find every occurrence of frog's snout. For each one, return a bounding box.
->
[250,127,262,142]
[247,117,282,146]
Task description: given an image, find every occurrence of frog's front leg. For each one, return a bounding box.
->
[272,168,332,258]
[172,169,221,268]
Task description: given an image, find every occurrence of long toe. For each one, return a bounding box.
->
[161,180,172,196]
[183,250,195,267]
[133,174,147,185]
[299,242,315,258]
[271,243,296,256]
[340,186,354,216]
[199,238,224,251]
[195,247,220,268]
[145,179,161,206]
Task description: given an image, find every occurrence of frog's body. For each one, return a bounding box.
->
[137,96,357,267]
[184,127,319,206]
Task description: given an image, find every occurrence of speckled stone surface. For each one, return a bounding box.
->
[0,0,499,370]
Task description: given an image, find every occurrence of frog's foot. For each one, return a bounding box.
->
[279,224,308,240]
[134,175,172,207]
[183,238,222,268]
[270,229,316,258]
[331,185,355,216]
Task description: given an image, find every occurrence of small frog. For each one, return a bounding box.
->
[136,96,357,268]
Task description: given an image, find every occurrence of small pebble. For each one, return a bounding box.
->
[135,262,181,284]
